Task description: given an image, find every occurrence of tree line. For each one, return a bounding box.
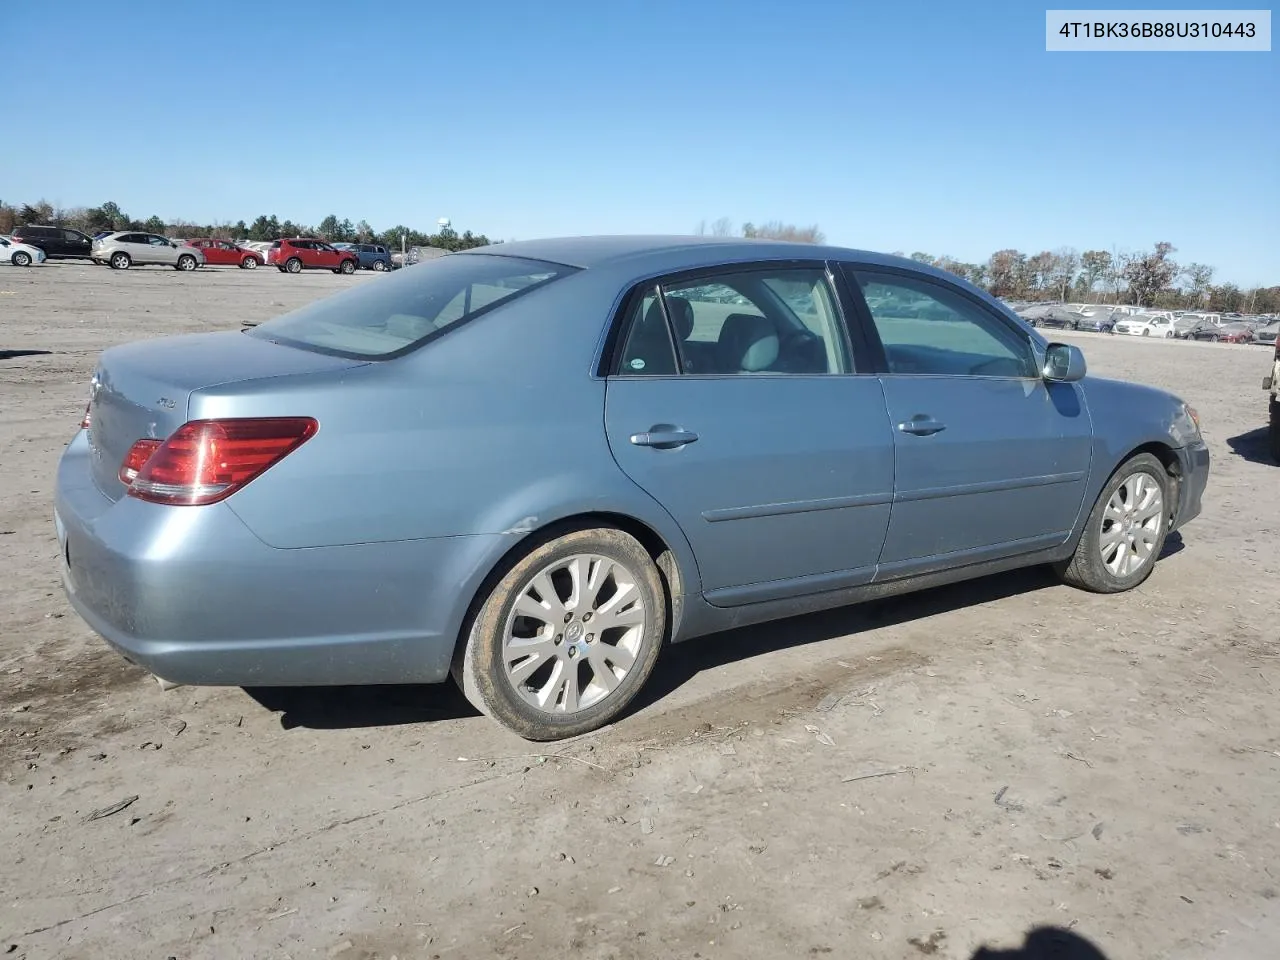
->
[697,219,1278,315]
[4,199,1273,314]
[0,199,492,253]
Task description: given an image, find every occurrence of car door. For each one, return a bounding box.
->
[840,266,1093,579]
[60,229,86,258]
[602,262,895,606]
[143,234,176,265]
[311,242,338,269]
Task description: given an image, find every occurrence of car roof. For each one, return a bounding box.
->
[458,234,928,273]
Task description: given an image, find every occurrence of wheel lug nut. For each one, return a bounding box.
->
[568,647,577,659]
[582,612,592,622]
[554,634,562,644]
[585,634,594,643]
[564,613,572,624]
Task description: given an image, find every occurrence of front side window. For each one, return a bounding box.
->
[615,266,850,376]
[853,271,1037,378]
[248,254,574,359]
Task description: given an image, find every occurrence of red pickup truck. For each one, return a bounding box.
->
[266,238,358,274]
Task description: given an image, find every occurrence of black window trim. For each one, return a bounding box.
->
[598,258,865,379]
[836,261,1041,379]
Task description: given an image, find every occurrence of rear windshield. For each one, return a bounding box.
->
[246,253,576,359]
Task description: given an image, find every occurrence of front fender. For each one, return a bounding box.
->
[1076,375,1200,506]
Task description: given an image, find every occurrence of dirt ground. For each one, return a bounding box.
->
[2,263,1278,960]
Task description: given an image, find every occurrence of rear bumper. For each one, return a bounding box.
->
[54,431,504,686]
[1171,439,1210,532]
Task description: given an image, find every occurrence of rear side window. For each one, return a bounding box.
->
[248,254,576,359]
[615,267,850,376]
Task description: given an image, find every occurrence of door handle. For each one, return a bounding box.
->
[630,427,699,449]
[897,417,947,436]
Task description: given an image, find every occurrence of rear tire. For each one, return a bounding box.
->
[453,526,667,741]
[1055,453,1170,594]
[1141,329,1150,337]
[12,251,31,267]
[285,257,302,274]
[109,252,131,270]
[372,259,387,272]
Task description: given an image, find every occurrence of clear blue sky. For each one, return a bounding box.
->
[2,1,1275,283]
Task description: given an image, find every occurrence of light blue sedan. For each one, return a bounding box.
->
[54,237,1210,740]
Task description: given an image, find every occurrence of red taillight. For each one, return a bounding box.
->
[80,403,92,429]
[119,439,161,484]
[122,418,318,506]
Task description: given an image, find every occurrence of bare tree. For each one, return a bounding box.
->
[987,249,1028,299]
[710,217,734,237]
[1079,250,1112,299]
[741,221,825,243]
[1122,242,1179,307]
[1048,247,1079,302]
[1180,262,1214,303]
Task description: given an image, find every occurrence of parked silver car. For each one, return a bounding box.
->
[93,232,205,271]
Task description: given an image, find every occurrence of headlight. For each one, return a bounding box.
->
[1171,403,1202,446]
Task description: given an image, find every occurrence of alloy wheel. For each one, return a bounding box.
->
[501,554,647,715]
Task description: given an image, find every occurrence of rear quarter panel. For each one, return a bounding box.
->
[196,270,703,592]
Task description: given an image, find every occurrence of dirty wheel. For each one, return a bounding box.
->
[455,527,666,740]
[1056,453,1170,593]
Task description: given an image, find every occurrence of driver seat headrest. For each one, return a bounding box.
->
[717,313,778,372]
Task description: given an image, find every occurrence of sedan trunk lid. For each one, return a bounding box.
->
[86,331,366,501]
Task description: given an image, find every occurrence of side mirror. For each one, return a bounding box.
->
[1042,342,1086,382]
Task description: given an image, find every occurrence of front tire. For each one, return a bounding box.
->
[176,254,198,271]
[241,256,258,270]
[1056,453,1170,593]
[454,526,667,741]
[109,252,131,270]
[12,251,31,267]
[339,259,356,275]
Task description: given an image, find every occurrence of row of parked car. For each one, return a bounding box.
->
[1011,301,1279,347]
[0,224,401,276]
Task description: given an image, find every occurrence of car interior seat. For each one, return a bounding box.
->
[717,313,780,373]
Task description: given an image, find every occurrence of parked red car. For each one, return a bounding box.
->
[184,238,264,269]
[266,238,358,274]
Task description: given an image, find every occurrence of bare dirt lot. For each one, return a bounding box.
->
[2,263,1278,960]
